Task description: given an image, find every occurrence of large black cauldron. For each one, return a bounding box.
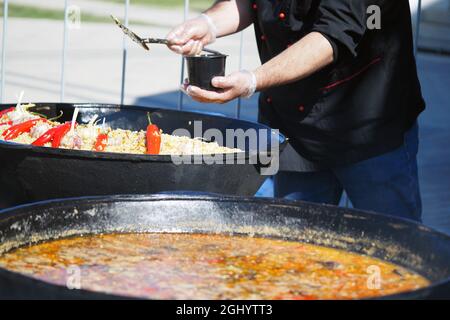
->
[0,194,449,299]
[0,103,285,208]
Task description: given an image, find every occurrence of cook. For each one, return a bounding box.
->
[166,0,425,222]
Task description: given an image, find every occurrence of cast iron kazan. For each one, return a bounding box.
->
[0,194,449,299]
[0,103,286,208]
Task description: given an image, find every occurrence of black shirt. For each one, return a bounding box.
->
[252,0,425,170]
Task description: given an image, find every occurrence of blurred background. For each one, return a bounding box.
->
[1,0,449,233]
[0,0,261,119]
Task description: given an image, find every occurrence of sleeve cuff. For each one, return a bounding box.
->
[311,30,340,63]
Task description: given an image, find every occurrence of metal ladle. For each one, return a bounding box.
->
[111,15,223,56]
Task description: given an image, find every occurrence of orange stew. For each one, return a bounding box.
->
[0,233,429,300]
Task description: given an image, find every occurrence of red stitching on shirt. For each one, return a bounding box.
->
[321,57,382,91]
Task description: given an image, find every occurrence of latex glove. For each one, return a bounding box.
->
[182,70,257,104]
[166,14,217,56]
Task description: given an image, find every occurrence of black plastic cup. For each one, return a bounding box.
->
[186,54,227,91]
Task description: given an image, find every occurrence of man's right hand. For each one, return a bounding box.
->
[166,14,217,56]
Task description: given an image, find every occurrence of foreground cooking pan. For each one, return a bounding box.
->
[0,194,449,299]
[0,103,286,208]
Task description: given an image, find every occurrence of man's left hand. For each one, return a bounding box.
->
[182,70,256,104]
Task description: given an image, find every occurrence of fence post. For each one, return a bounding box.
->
[235,31,245,119]
[120,0,130,105]
[178,0,190,111]
[414,0,422,56]
[60,0,70,102]
[0,0,8,103]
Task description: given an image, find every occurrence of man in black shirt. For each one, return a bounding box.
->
[167,0,425,221]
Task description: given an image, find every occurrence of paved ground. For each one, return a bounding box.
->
[1,16,449,234]
[419,0,450,53]
[415,53,450,234]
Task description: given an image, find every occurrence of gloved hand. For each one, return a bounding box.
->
[166,14,217,56]
[182,70,257,104]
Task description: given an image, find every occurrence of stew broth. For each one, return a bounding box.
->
[0,233,429,299]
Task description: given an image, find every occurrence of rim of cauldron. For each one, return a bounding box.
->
[185,53,228,59]
[0,194,449,300]
[0,103,287,163]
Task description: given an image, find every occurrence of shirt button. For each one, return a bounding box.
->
[279,12,286,20]
[261,34,267,41]
[298,105,305,112]
[266,97,272,104]
[252,3,257,10]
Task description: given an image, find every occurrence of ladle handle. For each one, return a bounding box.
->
[201,48,223,56]
[143,38,169,45]
[142,38,223,55]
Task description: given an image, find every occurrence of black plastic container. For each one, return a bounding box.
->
[0,194,449,299]
[186,54,227,91]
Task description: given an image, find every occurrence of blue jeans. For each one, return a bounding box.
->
[274,124,422,222]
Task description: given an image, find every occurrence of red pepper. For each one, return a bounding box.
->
[0,107,15,119]
[146,113,161,155]
[0,121,12,127]
[32,126,60,147]
[51,122,72,148]
[2,118,46,141]
[94,133,108,152]
[32,122,73,148]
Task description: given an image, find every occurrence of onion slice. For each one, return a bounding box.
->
[16,91,25,113]
[88,114,99,127]
[70,108,79,133]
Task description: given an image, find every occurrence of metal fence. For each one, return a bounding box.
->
[1,0,423,118]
